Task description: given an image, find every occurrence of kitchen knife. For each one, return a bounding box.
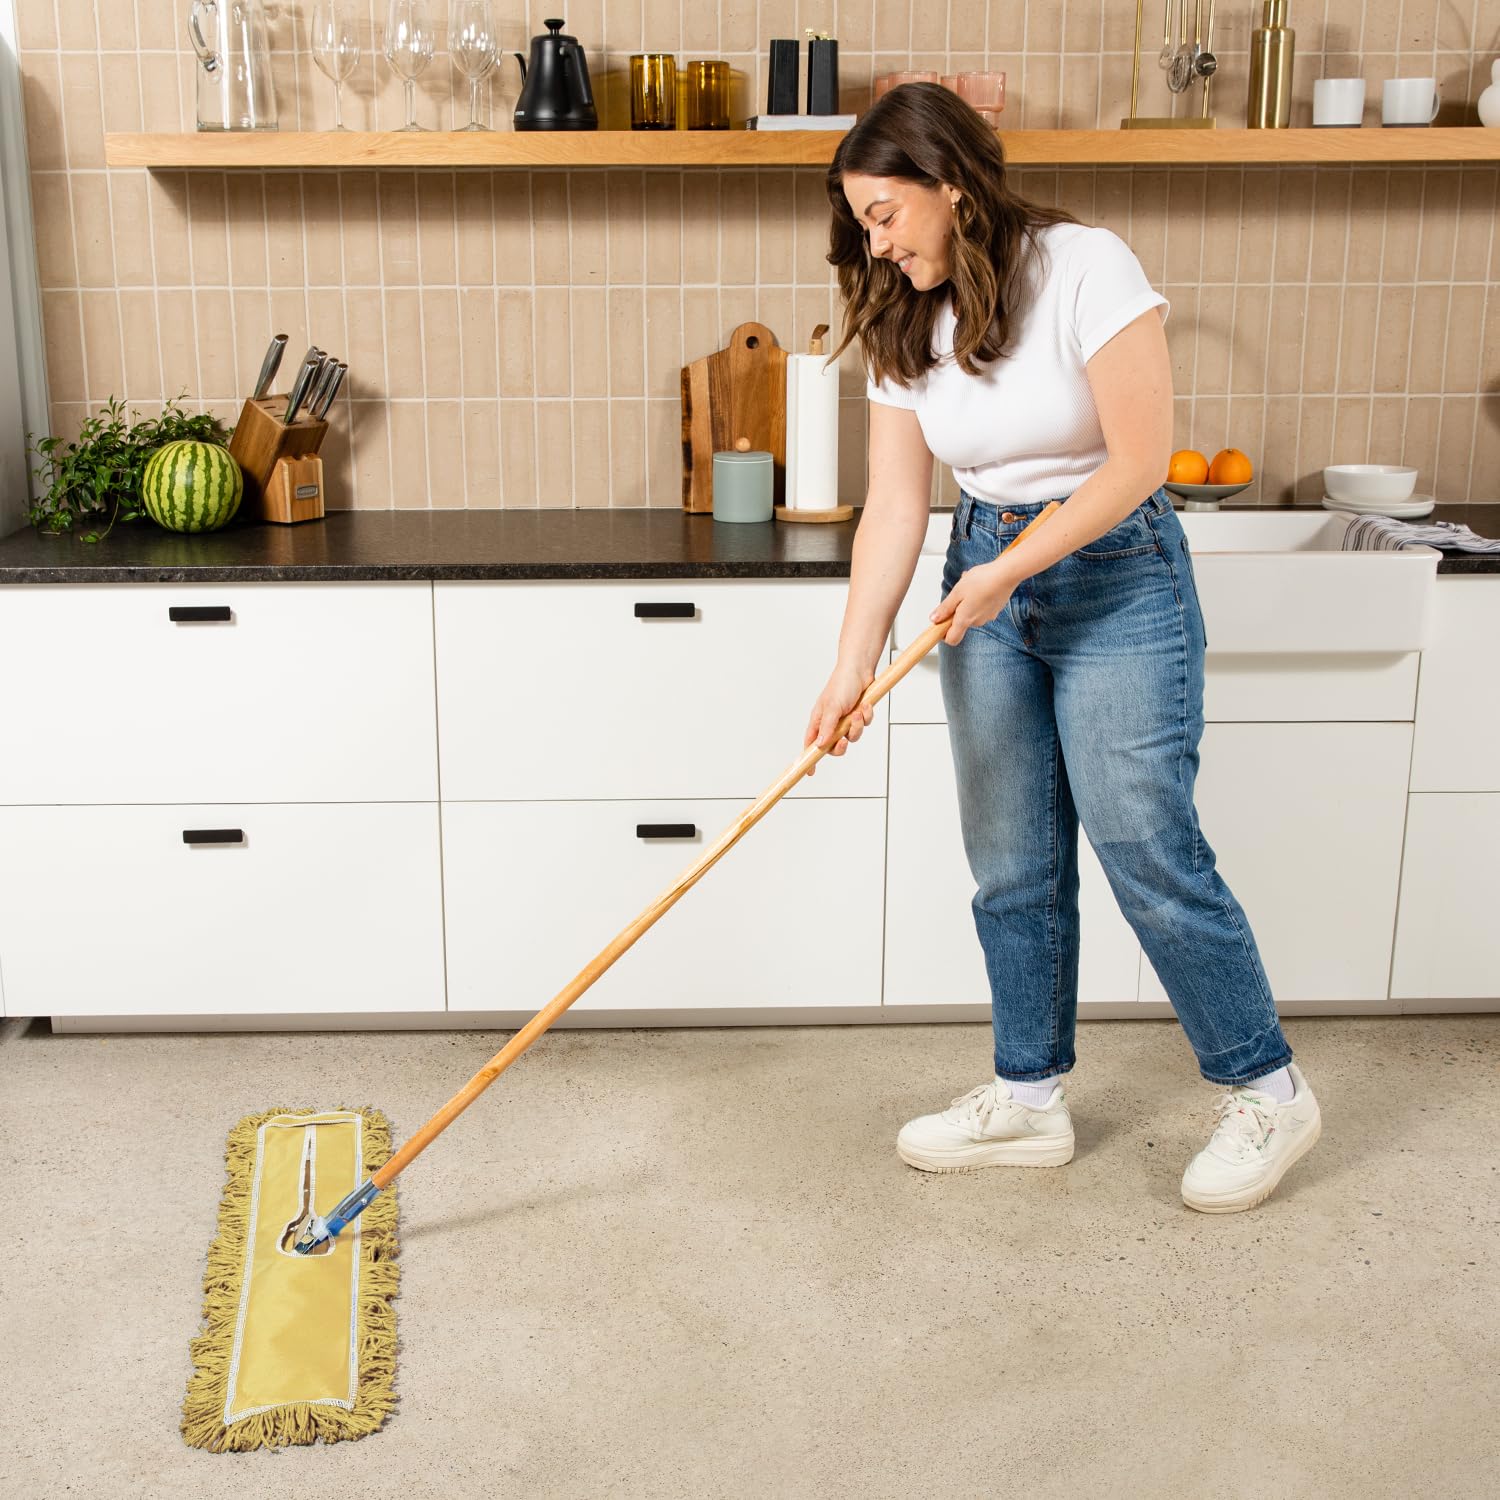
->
[308,357,340,418]
[283,355,320,423]
[251,333,288,400]
[312,362,347,419]
[299,344,325,397]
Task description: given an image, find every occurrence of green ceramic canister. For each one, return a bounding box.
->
[712,450,774,523]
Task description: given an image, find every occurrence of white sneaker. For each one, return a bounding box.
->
[896,1077,1075,1173]
[1180,1061,1322,1214]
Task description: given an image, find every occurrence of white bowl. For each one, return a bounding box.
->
[1323,464,1419,503]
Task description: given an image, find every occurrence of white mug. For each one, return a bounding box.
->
[1313,77,1366,126]
[1382,76,1440,126]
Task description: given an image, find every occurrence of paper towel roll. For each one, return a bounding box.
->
[785,352,840,510]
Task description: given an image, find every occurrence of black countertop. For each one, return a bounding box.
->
[0,501,1495,583]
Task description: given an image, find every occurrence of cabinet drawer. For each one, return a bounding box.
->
[442,798,885,1012]
[0,803,445,1016]
[434,580,885,800]
[0,583,438,804]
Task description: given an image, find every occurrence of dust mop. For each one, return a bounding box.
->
[181,1107,398,1451]
[182,504,1055,1453]
[291,502,1059,1259]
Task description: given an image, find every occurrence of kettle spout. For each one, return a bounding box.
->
[512,51,527,82]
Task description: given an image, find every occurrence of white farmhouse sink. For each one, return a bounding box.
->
[899,505,1439,655]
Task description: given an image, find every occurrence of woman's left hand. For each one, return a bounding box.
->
[930,559,1020,646]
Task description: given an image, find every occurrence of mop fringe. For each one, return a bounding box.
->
[180,1106,400,1452]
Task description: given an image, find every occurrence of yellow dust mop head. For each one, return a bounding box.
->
[182,1107,399,1452]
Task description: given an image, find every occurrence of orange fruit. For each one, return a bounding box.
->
[1168,449,1209,485]
[1208,447,1253,485]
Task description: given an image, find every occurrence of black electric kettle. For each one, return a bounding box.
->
[512,18,597,131]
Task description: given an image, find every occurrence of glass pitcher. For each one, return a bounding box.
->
[189,0,279,130]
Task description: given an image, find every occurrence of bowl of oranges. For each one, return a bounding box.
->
[1165,448,1254,510]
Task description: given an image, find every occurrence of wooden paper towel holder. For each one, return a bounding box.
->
[775,324,853,524]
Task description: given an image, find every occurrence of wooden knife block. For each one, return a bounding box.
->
[228,396,329,523]
[263,453,326,525]
[680,321,787,513]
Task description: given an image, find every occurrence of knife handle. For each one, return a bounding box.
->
[251,333,288,401]
[313,362,347,419]
[283,356,319,424]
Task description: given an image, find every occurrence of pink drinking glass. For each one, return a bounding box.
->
[957,71,1006,112]
[940,75,960,92]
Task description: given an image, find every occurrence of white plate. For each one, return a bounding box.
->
[1322,495,1435,519]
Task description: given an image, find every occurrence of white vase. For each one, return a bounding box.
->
[1480,59,1500,127]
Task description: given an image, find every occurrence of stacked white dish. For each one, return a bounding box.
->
[1321,495,1435,517]
[1321,463,1433,518]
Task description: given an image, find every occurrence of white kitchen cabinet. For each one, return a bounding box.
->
[441,797,886,1013]
[0,583,438,805]
[1410,578,1500,792]
[1138,722,1412,1006]
[1391,793,1500,1005]
[433,579,884,802]
[0,803,445,1017]
[883,725,1143,1007]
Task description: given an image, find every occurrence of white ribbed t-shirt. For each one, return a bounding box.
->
[865,222,1169,506]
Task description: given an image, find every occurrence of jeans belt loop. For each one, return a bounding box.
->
[961,494,974,538]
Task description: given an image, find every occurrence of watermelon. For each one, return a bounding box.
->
[141,440,243,533]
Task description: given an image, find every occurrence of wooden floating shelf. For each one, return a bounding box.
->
[104,127,1500,170]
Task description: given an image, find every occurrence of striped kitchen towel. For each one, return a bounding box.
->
[1340,515,1500,553]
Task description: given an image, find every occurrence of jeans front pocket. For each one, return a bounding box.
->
[1075,504,1160,560]
[945,510,1001,596]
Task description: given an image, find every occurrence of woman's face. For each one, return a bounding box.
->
[841,172,959,292]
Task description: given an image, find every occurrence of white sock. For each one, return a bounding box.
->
[1245,1065,1294,1104]
[1000,1075,1058,1107]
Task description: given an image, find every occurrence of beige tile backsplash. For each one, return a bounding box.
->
[16,0,1500,511]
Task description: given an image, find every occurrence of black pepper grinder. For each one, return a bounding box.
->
[806,31,838,114]
[767,38,798,114]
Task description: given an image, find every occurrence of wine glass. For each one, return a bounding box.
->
[449,0,498,131]
[384,0,436,131]
[310,1,361,131]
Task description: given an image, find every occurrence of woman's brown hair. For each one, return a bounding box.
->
[826,82,1076,387]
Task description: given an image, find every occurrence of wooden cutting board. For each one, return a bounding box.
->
[680,322,787,512]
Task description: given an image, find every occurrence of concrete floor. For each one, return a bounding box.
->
[1,1013,1496,1500]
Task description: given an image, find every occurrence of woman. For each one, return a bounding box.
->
[805,84,1320,1214]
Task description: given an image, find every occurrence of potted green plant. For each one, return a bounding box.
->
[28,395,231,543]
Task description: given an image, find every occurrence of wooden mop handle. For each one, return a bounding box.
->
[371,501,1061,1190]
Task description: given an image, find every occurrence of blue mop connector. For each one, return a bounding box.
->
[292,1177,382,1254]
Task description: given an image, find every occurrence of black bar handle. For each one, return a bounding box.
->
[636,823,697,840]
[169,606,232,623]
[183,829,245,845]
[633,602,695,619]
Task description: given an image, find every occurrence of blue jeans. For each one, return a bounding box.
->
[938,487,1293,1089]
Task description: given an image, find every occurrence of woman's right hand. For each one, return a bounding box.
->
[803,658,876,776]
